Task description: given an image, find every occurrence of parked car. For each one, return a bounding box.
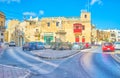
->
[9,41,16,47]
[23,42,29,51]
[102,42,115,52]
[72,43,81,50]
[36,42,45,50]
[59,44,71,50]
[44,44,51,49]
[51,42,72,50]
[83,42,91,49]
[23,42,36,51]
[114,42,120,50]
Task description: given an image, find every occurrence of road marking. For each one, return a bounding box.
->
[8,48,50,74]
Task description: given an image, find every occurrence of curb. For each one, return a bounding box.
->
[36,51,81,60]
[34,47,97,60]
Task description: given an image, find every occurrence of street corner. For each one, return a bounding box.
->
[0,64,31,78]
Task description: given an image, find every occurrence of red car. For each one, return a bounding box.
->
[102,42,115,52]
[84,43,91,49]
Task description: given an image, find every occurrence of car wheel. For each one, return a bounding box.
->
[28,48,31,51]
[102,50,105,52]
[23,48,24,51]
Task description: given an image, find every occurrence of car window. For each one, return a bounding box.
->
[115,42,120,44]
[10,41,15,43]
[37,42,44,45]
[104,43,113,46]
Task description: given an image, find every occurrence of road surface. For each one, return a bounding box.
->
[0,47,120,78]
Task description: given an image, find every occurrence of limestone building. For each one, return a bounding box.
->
[6,10,92,46]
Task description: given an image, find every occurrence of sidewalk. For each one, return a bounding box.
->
[31,48,95,59]
[0,64,31,78]
[31,49,81,59]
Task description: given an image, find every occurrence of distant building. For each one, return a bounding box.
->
[0,12,5,42]
[98,29,120,42]
[5,20,20,43]
[116,30,120,41]
[97,29,110,43]
[109,29,120,42]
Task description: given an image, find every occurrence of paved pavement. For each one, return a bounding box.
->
[0,46,31,78]
[0,64,31,78]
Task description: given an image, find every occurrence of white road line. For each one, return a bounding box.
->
[8,48,49,74]
[15,48,58,67]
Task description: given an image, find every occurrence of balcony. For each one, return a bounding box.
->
[74,29,82,33]
[73,23,82,34]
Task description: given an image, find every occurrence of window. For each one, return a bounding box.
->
[36,29,39,32]
[1,33,3,36]
[84,15,87,18]
[29,21,35,25]
[82,26,85,30]
[111,33,115,37]
[29,22,32,25]
[76,26,79,29]
[47,22,50,27]
[56,22,59,27]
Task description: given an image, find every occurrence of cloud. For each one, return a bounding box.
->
[39,10,44,15]
[90,0,102,5]
[23,10,44,17]
[23,12,37,17]
[0,0,20,3]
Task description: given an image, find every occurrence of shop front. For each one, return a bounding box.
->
[44,32,53,44]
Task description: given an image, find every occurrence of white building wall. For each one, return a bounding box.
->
[116,30,120,41]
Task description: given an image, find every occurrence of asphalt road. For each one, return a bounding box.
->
[0,47,120,78]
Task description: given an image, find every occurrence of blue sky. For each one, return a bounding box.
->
[0,0,120,29]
